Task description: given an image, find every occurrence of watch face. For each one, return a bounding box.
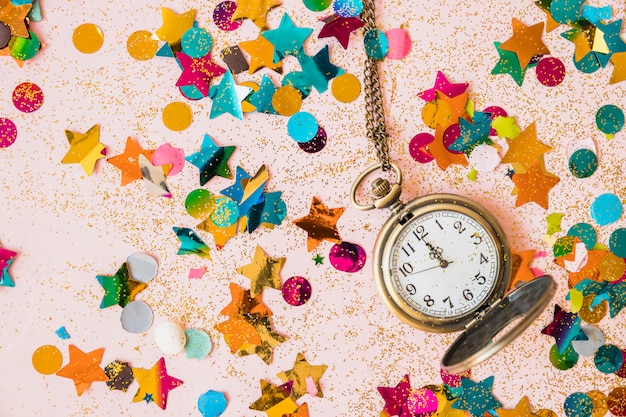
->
[389,208,501,320]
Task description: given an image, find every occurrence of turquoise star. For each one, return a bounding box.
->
[261,13,313,62]
[596,19,626,54]
[208,70,251,120]
[297,45,344,93]
[451,376,502,417]
[449,111,493,154]
[606,281,626,318]
[173,227,211,259]
[221,166,251,202]
[492,41,526,86]
[96,263,146,308]
[185,134,235,185]
[143,393,154,404]
[1,258,15,287]
[247,74,277,114]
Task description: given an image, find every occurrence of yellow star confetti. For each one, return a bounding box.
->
[236,245,285,297]
[511,160,560,209]
[155,7,196,45]
[232,0,282,30]
[500,19,550,70]
[61,124,106,176]
[501,123,552,171]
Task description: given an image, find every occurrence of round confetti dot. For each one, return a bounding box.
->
[590,194,622,226]
[598,252,626,282]
[409,133,435,163]
[180,84,205,101]
[0,118,17,148]
[9,30,40,60]
[184,329,213,359]
[610,228,626,258]
[303,0,332,11]
[126,253,158,283]
[364,28,389,61]
[282,276,312,306]
[616,351,626,378]
[439,368,471,387]
[572,326,605,357]
[578,295,607,324]
[185,189,216,219]
[12,82,44,113]
[210,196,239,228]
[213,1,242,31]
[298,125,327,153]
[549,343,579,370]
[536,57,566,86]
[0,21,10,49]
[484,106,508,136]
[272,85,303,116]
[468,143,500,172]
[127,30,158,61]
[443,124,464,154]
[120,301,154,334]
[567,223,597,250]
[596,104,624,135]
[422,98,451,129]
[181,27,213,58]
[32,345,63,375]
[329,241,366,273]
[406,387,438,415]
[152,143,186,176]
[564,392,594,417]
[586,390,608,417]
[72,23,104,54]
[288,112,319,143]
[104,360,134,392]
[155,322,187,355]
[385,28,411,60]
[569,149,598,178]
[331,73,361,103]
[333,0,363,17]
[535,410,558,417]
[594,344,624,373]
[198,390,228,417]
[553,235,576,257]
[162,101,193,131]
[608,387,626,416]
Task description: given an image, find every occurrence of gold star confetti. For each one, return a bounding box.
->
[277,352,328,400]
[501,122,552,172]
[511,160,560,209]
[61,124,106,176]
[155,7,196,46]
[232,0,282,30]
[236,245,285,297]
[0,0,31,38]
[496,396,536,417]
[500,19,550,69]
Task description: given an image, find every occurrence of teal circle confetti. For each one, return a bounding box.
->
[198,390,228,417]
[590,193,623,226]
[596,104,625,135]
[568,149,598,178]
[180,85,205,101]
[594,344,624,374]
[287,111,318,143]
[573,52,601,74]
[333,0,363,17]
[181,27,213,58]
[563,392,594,417]
[609,228,626,258]
[567,223,597,249]
[283,71,312,99]
[549,343,579,370]
[210,196,239,228]
[303,0,332,12]
[184,329,212,359]
[364,29,389,61]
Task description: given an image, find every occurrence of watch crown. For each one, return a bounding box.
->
[371,178,391,198]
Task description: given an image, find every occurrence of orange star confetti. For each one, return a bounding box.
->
[501,123,552,171]
[496,396,535,417]
[511,160,560,209]
[239,34,283,74]
[55,345,108,396]
[107,137,155,186]
[293,196,345,252]
[220,282,273,318]
[249,379,298,417]
[500,19,550,70]
[508,249,536,291]
[0,0,31,38]
[428,124,468,170]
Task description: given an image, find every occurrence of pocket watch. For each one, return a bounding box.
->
[354,0,556,373]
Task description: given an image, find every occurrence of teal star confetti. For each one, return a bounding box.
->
[492,41,526,86]
[541,304,585,354]
[144,393,154,404]
[173,227,211,259]
[449,111,493,154]
[208,70,251,120]
[221,166,251,202]
[185,134,236,185]
[261,13,313,62]
[96,263,147,308]
[247,74,278,114]
[596,19,626,54]
[297,45,344,93]
[246,191,287,233]
[0,247,17,287]
[451,376,502,417]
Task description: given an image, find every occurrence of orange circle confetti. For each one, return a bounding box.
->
[587,390,608,417]
[608,387,626,416]
[162,102,193,131]
[32,345,63,375]
[422,99,451,129]
[271,85,303,116]
[72,23,104,54]
[127,30,158,61]
[579,295,607,324]
[331,73,361,103]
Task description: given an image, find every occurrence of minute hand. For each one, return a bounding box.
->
[408,261,454,276]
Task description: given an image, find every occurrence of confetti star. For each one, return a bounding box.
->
[132,357,184,410]
[55,345,109,396]
[257,191,287,229]
[277,353,328,400]
[138,154,171,198]
[298,45,343,94]
[175,52,227,97]
[232,0,282,30]
[449,111,492,154]
[500,19,550,70]
[496,396,535,417]
[501,123,552,171]
[209,70,251,120]
[541,304,584,354]
[249,380,298,417]
[0,247,17,287]
[508,249,536,291]
[417,71,468,101]
[294,196,345,252]
[221,282,273,318]
[247,74,278,114]
[185,134,235,185]
[377,374,412,416]
[239,34,283,74]
[173,227,211,259]
[155,7,196,45]
[0,0,31,38]
[96,263,147,308]
[262,13,313,62]
[318,14,364,49]
[560,21,605,64]
[492,41,527,86]
[106,137,155,186]
[197,219,237,250]
[534,0,560,32]
[597,19,626,54]
[239,315,287,364]
[284,403,310,417]
[609,51,626,84]
[312,254,324,265]
[428,124,469,171]
[215,316,263,353]
[451,376,502,417]
[511,159,560,209]
[61,124,106,176]
[237,245,285,297]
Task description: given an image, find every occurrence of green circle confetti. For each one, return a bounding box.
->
[303,0,332,12]
[554,235,576,258]
[9,30,40,60]
[596,104,625,135]
[185,189,216,219]
[564,392,594,417]
[609,228,626,258]
[549,343,579,370]
[567,223,597,250]
[594,344,624,374]
[568,149,598,178]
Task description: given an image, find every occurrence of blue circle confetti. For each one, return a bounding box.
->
[364,29,389,61]
[287,111,319,143]
[210,196,239,228]
[198,390,228,417]
[596,104,625,135]
[594,344,624,374]
[549,343,579,370]
[568,148,598,178]
[609,228,626,258]
[181,27,213,58]
[563,392,594,417]
[567,223,597,250]
[590,193,623,226]
[333,0,363,17]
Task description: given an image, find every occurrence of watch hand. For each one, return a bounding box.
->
[407,261,454,276]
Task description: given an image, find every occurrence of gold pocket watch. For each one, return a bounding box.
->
[354,0,556,373]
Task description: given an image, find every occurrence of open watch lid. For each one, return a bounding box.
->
[441,275,557,373]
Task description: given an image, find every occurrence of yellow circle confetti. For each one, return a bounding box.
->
[239,81,259,113]
[271,85,303,116]
[587,390,609,417]
[331,73,361,103]
[127,30,158,61]
[162,102,193,131]
[579,295,607,324]
[72,23,104,54]
[32,345,63,375]
[599,251,626,282]
[422,99,451,129]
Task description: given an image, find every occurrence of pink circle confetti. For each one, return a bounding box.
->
[12,82,44,113]
[484,106,508,136]
[385,28,411,60]
[409,132,435,163]
[443,123,463,154]
[536,57,566,87]
[298,125,327,153]
[213,1,242,32]
[440,368,471,387]
[281,276,312,306]
[152,143,186,176]
[0,118,17,148]
[329,242,366,273]
[406,387,438,416]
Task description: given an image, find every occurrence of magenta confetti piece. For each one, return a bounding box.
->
[536,57,566,87]
[406,387,438,415]
[298,125,327,153]
[12,82,44,113]
[443,123,464,154]
[0,118,17,148]
[213,1,242,32]
[409,132,435,163]
[385,28,411,60]
[440,368,471,387]
[281,276,312,306]
[484,105,508,136]
[152,143,186,176]
[329,241,366,273]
